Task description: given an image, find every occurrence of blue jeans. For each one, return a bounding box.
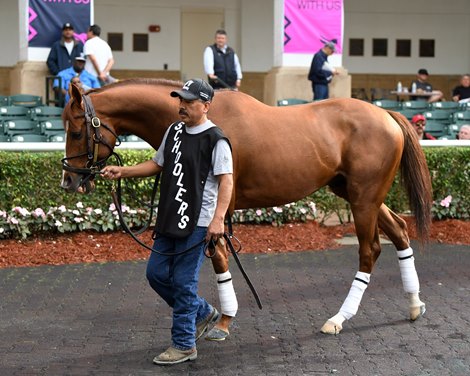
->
[146,226,212,350]
[313,83,329,100]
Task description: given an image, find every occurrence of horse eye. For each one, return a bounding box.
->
[70,131,82,140]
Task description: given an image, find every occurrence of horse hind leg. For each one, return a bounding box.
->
[209,241,238,336]
[320,185,382,335]
[378,204,426,321]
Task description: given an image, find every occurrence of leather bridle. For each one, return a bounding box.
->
[61,94,121,184]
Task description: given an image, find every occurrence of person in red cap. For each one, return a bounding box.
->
[411,114,436,140]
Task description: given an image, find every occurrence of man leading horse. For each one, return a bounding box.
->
[101,78,237,365]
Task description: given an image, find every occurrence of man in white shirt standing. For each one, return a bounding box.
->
[203,30,242,90]
[84,24,116,85]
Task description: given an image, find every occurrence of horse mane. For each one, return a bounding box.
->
[90,78,184,93]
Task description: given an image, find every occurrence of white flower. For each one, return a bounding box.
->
[256,209,263,216]
[0,228,4,234]
[109,203,116,211]
[72,210,80,215]
[0,210,6,218]
[94,209,102,215]
[55,220,63,227]
[10,217,19,225]
[121,205,129,213]
[129,209,137,214]
[300,208,307,214]
[58,205,67,213]
[74,217,84,223]
[273,207,283,213]
[76,202,84,208]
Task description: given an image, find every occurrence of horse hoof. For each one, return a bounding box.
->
[410,303,426,321]
[320,320,342,335]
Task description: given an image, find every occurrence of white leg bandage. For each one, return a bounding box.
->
[397,247,420,294]
[216,271,238,317]
[338,271,371,321]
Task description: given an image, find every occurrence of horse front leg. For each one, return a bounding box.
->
[321,205,381,335]
[378,204,426,321]
[209,240,238,337]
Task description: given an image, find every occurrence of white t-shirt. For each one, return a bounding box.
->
[152,120,233,227]
[64,40,74,56]
[83,36,113,77]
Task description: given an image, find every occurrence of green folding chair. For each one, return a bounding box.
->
[4,120,39,136]
[402,101,429,110]
[0,106,30,119]
[38,119,64,134]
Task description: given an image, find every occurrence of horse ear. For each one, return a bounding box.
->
[69,83,84,109]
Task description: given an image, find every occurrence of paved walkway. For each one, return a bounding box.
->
[1,242,469,376]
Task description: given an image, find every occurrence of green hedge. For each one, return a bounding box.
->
[0,147,468,231]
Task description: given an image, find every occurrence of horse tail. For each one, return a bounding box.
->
[387,110,433,243]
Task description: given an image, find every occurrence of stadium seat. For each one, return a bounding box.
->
[38,119,64,134]
[30,106,63,120]
[424,110,452,125]
[47,132,66,142]
[9,94,42,108]
[424,120,447,137]
[398,108,422,120]
[3,119,39,136]
[0,134,9,142]
[401,101,429,110]
[373,100,401,110]
[0,106,30,118]
[277,98,310,106]
[0,95,9,106]
[430,101,460,111]
[452,110,470,123]
[10,134,47,142]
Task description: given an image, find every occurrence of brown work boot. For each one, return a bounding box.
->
[153,346,197,365]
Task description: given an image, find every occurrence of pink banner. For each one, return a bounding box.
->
[284,0,343,54]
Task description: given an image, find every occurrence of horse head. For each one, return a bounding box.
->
[61,84,119,194]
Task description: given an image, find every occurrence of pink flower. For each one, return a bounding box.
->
[9,217,19,225]
[33,208,46,218]
[440,195,452,208]
[256,209,263,216]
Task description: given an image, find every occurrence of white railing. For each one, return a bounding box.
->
[1,140,469,151]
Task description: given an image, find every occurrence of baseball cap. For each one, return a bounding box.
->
[418,68,429,76]
[75,52,86,62]
[62,22,74,30]
[170,78,214,102]
[412,114,426,123]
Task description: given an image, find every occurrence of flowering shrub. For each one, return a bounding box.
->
[0,202,150,240]
[431,195,468,220]
[0,199,317,240]
[231,200,317,226]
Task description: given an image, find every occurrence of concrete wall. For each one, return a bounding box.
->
[343,0,470,74]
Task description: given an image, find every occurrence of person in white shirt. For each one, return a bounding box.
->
[203,30,242,90]
[84,24,116,85]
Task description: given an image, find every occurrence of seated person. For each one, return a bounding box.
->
[452,74,470,103]
[458,124,470,140]
[53,53,100,105]
[409,69,443,103]
[411,114,436,140]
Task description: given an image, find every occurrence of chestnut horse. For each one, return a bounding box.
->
[61,79,432,335]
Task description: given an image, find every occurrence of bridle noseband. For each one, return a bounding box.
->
[61,94,122,183]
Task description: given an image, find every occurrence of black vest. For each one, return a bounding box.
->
[155,122,229,238]
[209,44,237,88]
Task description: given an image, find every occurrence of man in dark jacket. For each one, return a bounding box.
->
[204,30,242,90]
[47,23,84,76]
[308,40,337,100]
